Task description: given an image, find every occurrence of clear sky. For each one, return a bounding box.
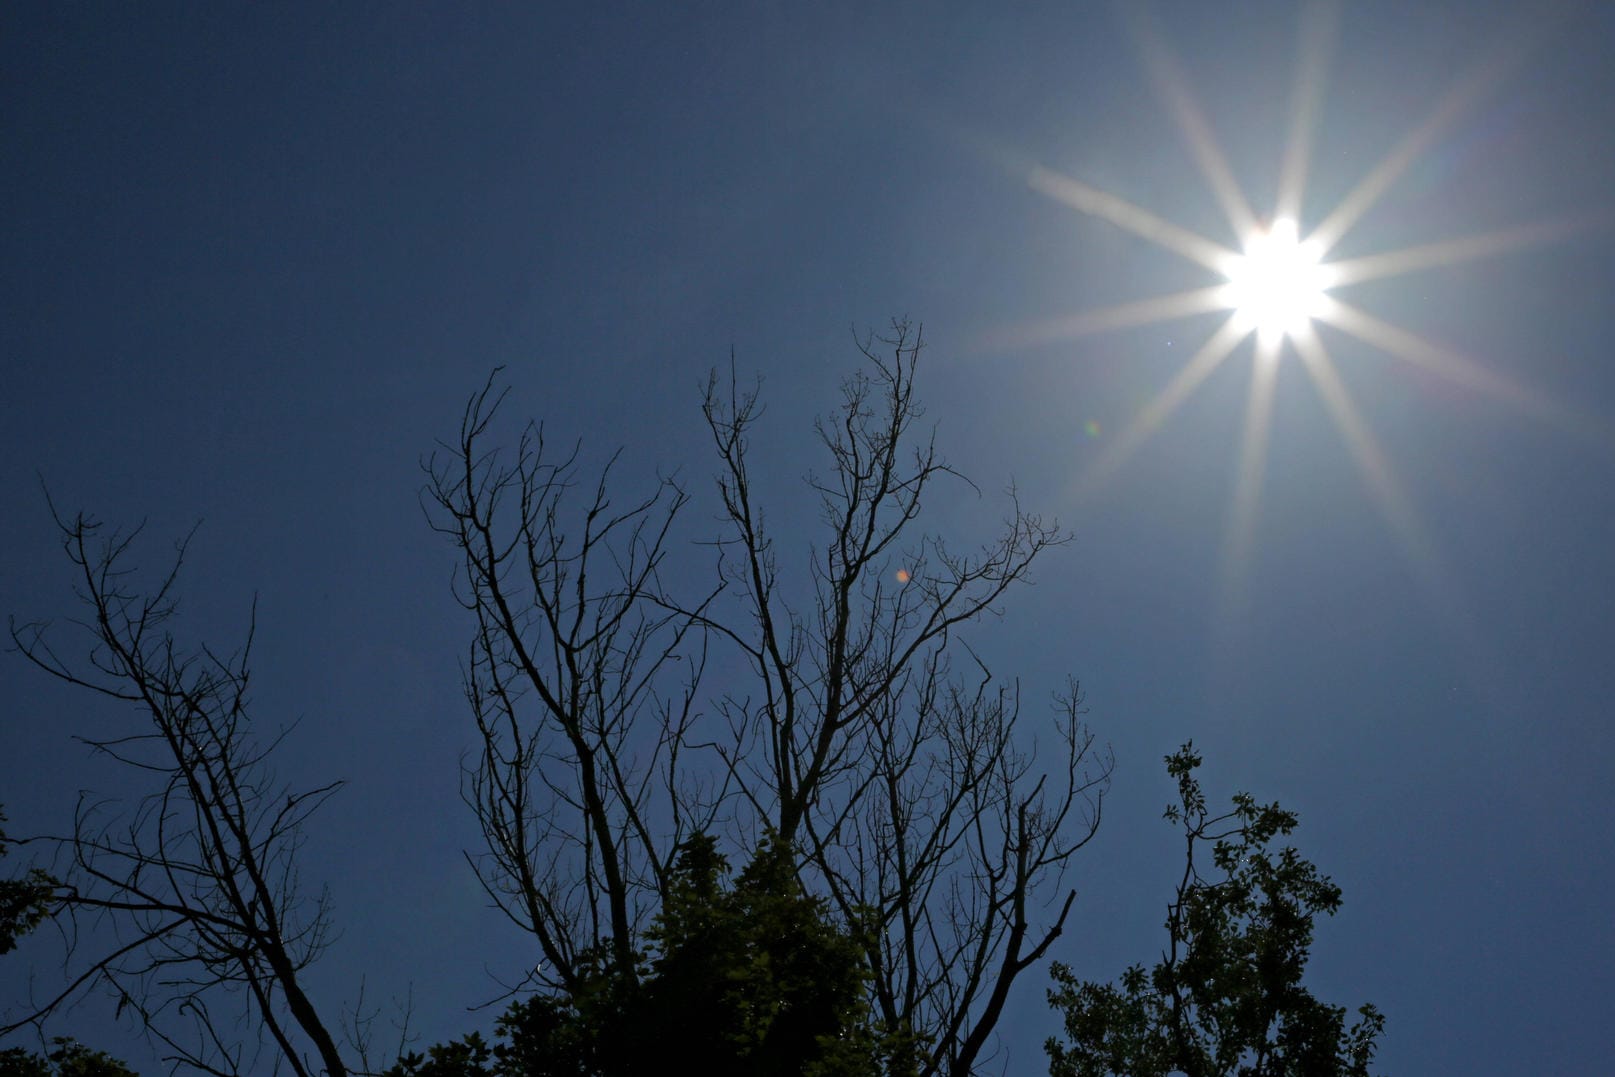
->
[4,2,1613,1073]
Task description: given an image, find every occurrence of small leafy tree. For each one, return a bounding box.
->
[630,834,887,1075]
[388,834,898,1077]
[1045,745,1383,1077]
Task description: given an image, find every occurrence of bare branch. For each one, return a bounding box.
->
[426,329,1108,1074]
[423,371,717,989]
[7,511,348,1077]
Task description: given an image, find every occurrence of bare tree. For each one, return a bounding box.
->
[423,379,714,995]
[428,322,1111,1075]
[6,508,348,1077]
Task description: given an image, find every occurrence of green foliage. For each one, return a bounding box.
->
[388,833,895,1077]
[637,834,881,1074]
[0,1039,137,1077]
[1045,745,1384,1077]
[1,826,117,1077]
[0,807,56,957]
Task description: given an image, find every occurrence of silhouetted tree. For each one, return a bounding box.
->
[423,323,1111,1075]
[1045,744,1384,1077]
[0,1038,137,1077]
[388,833,896,1077]
[4,328,1392,1077]
[6,511,349,1077]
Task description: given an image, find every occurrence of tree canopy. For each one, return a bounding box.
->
[1045,745,1383,1077]
[387,834,900,1077]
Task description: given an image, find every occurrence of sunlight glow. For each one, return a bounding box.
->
[1222,218,1331,341]
[990,2,1609,650]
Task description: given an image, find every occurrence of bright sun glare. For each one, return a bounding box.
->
[1223,218,1330,342]
[999,3,1608,644]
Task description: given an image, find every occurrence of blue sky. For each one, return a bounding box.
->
[4,2,1613,1073]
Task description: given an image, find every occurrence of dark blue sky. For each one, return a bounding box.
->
[4,2,1613,1073]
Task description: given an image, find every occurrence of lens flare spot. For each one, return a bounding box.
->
[1085,420,1102,438]
[895,569,911,584]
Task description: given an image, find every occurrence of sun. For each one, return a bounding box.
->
[1222,218,1331,343]
[998,3,1607,647]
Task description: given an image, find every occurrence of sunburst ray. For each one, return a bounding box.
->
[1217,335,1283,628]
[1307,6,1569,257]
[1315,297,1615,454]
[980,286,1230,352]
[1292,327,1441,576]
[1274,1,1339,224]
[1325,213,1613,289]
[1028,166,1234,273]
[1126,7,1258,241]
[1072,316,1248,502]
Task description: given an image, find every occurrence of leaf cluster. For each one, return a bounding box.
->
[0,808,56,957]
[1046,745,1383,1077]
[387,834,906,1077]
[0,1039,137,1077]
